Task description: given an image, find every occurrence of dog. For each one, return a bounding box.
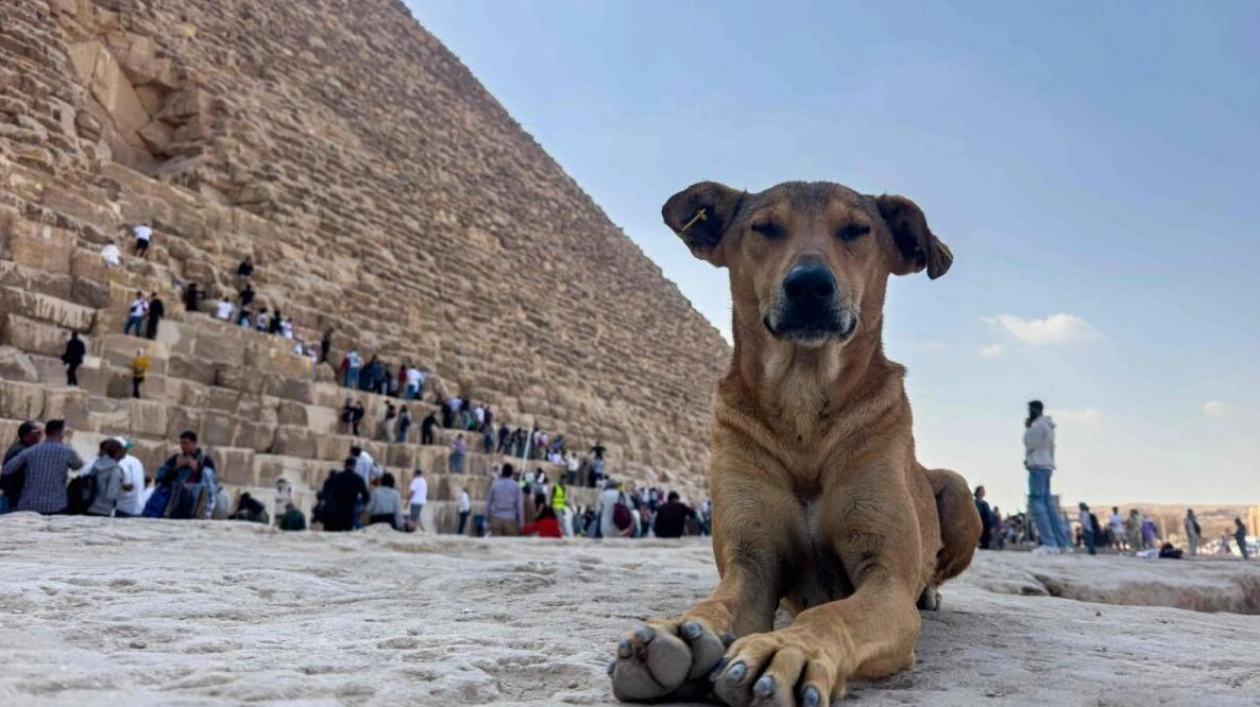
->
[610,180,980,706]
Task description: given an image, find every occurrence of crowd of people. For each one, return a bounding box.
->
[971,399,1253,560]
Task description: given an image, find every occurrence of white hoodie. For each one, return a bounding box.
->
[1023,415,1056,470]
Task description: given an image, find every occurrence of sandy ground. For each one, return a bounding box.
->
[1,514,1258,707]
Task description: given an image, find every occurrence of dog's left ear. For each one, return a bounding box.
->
[877,194,953,279]
[662,181,744,267]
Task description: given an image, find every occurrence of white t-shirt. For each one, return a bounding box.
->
[115,455,146,516]
[473,407,485,425]
[354,452,375,483]
[458,490,470,513]
[409,477,428,506]
[215,300,234,320]
[133,225,152,243]
[281,321,294,339]
[101,244,121,267]
[129,298,148,317]
[406,368,422,388]
[567,455,580,472]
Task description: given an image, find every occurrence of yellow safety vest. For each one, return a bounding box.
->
[551,483,566,511]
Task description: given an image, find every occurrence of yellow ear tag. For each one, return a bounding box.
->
[679,207,708,234]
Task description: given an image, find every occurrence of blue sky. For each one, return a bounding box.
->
[405,0,1260,512]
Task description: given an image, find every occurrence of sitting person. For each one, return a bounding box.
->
[279,503,307,531]
[522,505,563,539]
[1158,542,1184,559]
[230,492,270,524]
[364,472,405,531]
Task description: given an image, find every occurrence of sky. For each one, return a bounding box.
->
[404,0,1260,513]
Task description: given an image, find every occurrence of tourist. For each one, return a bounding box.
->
[1078,502,1097,555]
[230,493,270,524]
[1141,514,1158,549]
[1,421,41,512]
[457,487,471,535]
[279,503,307,531]
[1236,518,1250,560]
[1024,400,1070,554]
[280,317,294,340]
[522,506,563,538]
[236,256,254,289]
[589,441,607,485]
[497,424,510,454]
[408,469,427,532]
[380,401,397,442]
[268,309,282,335]
[81,439,127,517]
[597,480,629,539]
[181,282,201,313]
[550,474,568,528]
[124,291,148,336]
[1126,510,1142,551]
[318,458,371,532]
[365,472,405,531]
[350,446,378,486]
[1,420,85,515]
[239,282,256,312]
[420,411,437,446]
[449,434,466,474]
[61,331,86,387]
[214,296,235,321]
[975,486,994,550]
[342,349,362,389]
[339,397,355,436]
[151,431,219,519]
[566,451,581,486]
[532,468,549,513]
[132,223,152,258]
[145,291,165,340]
[473,403,485,431]
[396,405,412,444]
[254,307,268,332]
[320,329,333,365]
[1109,506,1126,550]
[101,240,121,268]
[114,438,145,518]
[1158,542,1184,559]
[1184,509,1201,557]
[653,491,694,539]
[486,464,524,536]
[350,400,365,437]
[127,348,149,399]
[212,483,232,520]
[274,478,293,525]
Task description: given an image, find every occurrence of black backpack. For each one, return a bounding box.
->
[66,470,98,515]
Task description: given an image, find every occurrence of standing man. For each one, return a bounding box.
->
[1234,518,1250,560]
[132,223,152,258]
[131,348,150,399]
[420,411,437,446]
[974,486,994,550]
[236,256,254,289]
[457,487,471,535]
[1109,506,1126,550]
[1184,509,1202,557]
[1024,400,1070,554]
[408,470,427,533]
[61,331,86,387]
[320,328,333,365]
[124,291,148,336]
[1078,502,1097,555]
[145,292,165,340]
[1,419,84,515]
[1,421,42,513]
[485,463,524,536]
[113,438,145,518]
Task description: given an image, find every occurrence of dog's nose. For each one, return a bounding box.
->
[783,265,837,304]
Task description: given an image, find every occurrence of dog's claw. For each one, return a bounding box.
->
[726,662,747,682]
[635,626,655,644]
[802,685,822,707]
[753,675,775,697]
[617,639,632,659]
[681,622,702,640]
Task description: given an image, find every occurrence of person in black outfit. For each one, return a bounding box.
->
[497,424,510,454]
[420,411,437,446]
[975,485,995,550]
[320,329,333,364]
[318,458,370,532]
[182,282,201,313]
[238,283,255,310]
[268,309,283,335]
[230,492,268,523]
[236,256,254,289]
[350,400,366,437]
[61,332,86,386]
[653,492,694,538]
[145,292,165,340]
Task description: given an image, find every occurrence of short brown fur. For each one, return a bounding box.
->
[610,181,980,706]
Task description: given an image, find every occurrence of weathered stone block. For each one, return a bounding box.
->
[0,380,45,420]
[120,398,167,437]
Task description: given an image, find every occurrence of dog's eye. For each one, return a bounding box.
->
[752,222,783,239]
[837,223,871,242]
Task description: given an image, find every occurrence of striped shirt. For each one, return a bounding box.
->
[1,441,85,514]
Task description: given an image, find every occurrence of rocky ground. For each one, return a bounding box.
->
[0,514,1257,707]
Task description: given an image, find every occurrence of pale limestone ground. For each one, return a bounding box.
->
[1,514,1258,707]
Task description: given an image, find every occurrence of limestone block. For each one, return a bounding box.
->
[192,327,247,366]
[272,425,317,459]
[95,334,168,375]
[0,380,45,421]
[119,398,167,437]
[261,373,313,404]
[43,388,90,429]
[0,261,74,302]
[213,447,258,487]
[0,314,72,358]
[385,444,416,469]
[214,366,263,395]
[167,353,216,385]
[0,346,39,383]
[314,432,352,464]
[204,386,242,413]
[275,400,308,427]
[247,343,314,381]
[165,378,209,409]
[236,419,277,453]
[307,404,338,435]
[8,221,74,275]
[165,404,202,439]
[200,410,239,448]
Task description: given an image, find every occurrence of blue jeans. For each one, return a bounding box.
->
[344,367,360,389]
[1028,467,1070,548]
[124,315,143,336]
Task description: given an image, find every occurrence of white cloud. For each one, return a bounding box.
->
[979,344,1006,358]
[1203,401,1229,417]
[982,314,1099,346]
[1048,408,1101,424]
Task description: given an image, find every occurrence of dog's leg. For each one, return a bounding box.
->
[923,467,980,586]
[611,471,795,703]
[712,479,924,707]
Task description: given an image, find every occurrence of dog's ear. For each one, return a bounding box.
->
[877,194,953,279]
[662,182,744,266]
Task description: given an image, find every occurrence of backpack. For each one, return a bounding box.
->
[66,470,99,515]
[613,495,634,532]
[143,486,173,518]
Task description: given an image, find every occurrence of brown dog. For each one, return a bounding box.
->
[610,181,980,706]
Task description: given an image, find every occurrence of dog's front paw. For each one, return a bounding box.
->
[711,629,842,707]
[610,617,730,703]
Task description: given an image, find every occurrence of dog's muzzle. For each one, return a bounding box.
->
[763,264,857,344]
